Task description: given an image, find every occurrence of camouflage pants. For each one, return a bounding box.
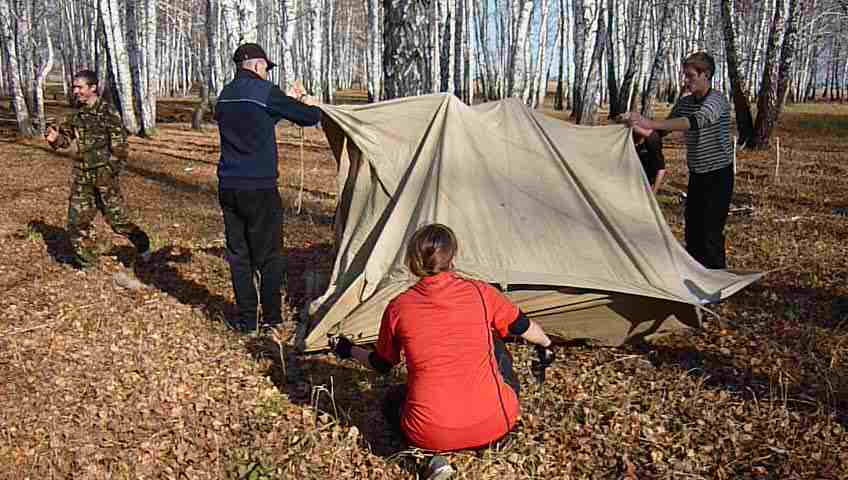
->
[67,166,149,267]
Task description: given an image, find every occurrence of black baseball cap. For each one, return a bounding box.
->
[233,43,276,70]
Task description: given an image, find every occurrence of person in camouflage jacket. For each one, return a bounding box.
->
[46,70,151,269]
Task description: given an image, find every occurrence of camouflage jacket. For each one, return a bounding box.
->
[49,98,129,170]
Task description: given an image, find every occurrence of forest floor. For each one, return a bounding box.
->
[0,97,846,479]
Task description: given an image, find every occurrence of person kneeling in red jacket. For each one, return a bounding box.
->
[332,223,555,479]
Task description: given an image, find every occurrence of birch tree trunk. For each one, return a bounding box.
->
[475,0,494,99]
[721,0,755,145]
[33,18,53,136]
[615,0,643,116]
[453,0,464,98]
[640,0,672,117]
[308,0,323,98]
[531,0,551,108]
[100,0,140,134]
[752,0,788,148]
[746,0,770,101]
[366,0,380,100]
[577,2,606,125]
[280,0,297,90]
[0,0,34,136]
[605,0,620,116]
[127,0,158,137]
[236,0,257,41]
[571,0,589,119]
[759,0,800,146]
[144,0,158,122]
[220,0,240,78]
[384,0,429,99]
[194,0,220,130]
[554,0,568,110]
[463,0,472,102]
[431,0,442,92]
[507,0,533,97]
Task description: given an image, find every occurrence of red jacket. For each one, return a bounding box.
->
[376,272,520,451]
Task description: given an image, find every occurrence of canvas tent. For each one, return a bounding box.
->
[296,94,762,352]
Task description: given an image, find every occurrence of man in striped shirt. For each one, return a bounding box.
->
[625,52,734,269]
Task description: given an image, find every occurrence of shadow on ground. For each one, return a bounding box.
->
[124,245,238,328]
[246,338,409,458]
[634,342,848,427]
[26,220,75,265]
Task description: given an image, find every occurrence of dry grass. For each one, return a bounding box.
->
[0,99,846,479]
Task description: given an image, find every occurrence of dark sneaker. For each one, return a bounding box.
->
[423,455,454,480]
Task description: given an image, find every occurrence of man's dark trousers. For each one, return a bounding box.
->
[685,165,734,269]
[219,188,284,328]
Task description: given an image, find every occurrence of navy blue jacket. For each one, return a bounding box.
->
[215,70,322,189]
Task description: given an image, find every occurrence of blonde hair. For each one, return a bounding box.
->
[406,224,458,277]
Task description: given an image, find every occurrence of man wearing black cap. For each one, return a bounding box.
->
[215,42,321,332]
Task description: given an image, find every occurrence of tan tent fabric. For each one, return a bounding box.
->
[297,94,762,352]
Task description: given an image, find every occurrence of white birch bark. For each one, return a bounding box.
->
[447,0,456,94]
[99,0,140,134]
[323,0,335,102]
[366,0,379,100]
[507,0,533,97]
[309,0,323,98]
[474,0,493,99]
[571,0,587,116]
[34,18,53,135]
[127,0,157,136]
[144,0,158,120]
[431,0,442,92]
[221,0,240,77]
[531,0,551,107]
[237,0,257,42]
[578,1,605,125]
[464,0,472,102]
[280,0,297,89]
[0,0,33,136]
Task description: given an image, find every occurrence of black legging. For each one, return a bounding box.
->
[382,335,519,437]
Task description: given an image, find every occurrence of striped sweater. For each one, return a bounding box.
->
[668,89,733,174]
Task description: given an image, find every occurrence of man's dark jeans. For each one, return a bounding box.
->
[382,336,519,440]
[685,165,734,269]
[219,188,284,328]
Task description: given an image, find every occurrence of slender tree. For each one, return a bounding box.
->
[506,0,533,97]
[383,0,429,99]
[640,0,673,117]
[0,0,35,136]
[721,0,755,144]
[577,1,606,125]
[752,0,788,146]
[99,0,140,133]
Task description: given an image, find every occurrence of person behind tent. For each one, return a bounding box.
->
[632,123,666,194]
[624,51,734,269]
[331,224,555,479]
